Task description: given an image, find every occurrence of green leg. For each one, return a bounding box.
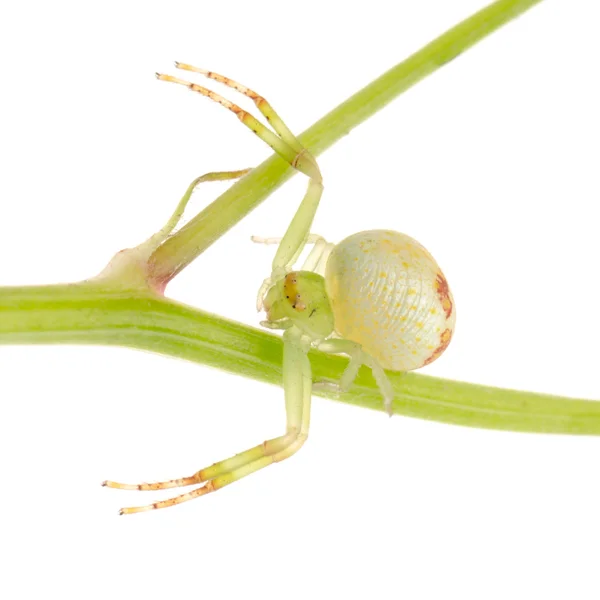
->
[259,320,293,331]
[316,339,395,416]
[301,236,334,275]
[103,327,312,514]
[251,233,324,246]
[174,63,306,155]
[157,66,324,294]
[252,233,326,268]
[253,234,333,306]
[141,169,251,254]
[94,169,251,283]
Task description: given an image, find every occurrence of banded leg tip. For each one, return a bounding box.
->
[117,506,146,516]
[175,62,208,75]
[119,504,156,515]
[102,480,143,491]
[119,506,140,516]
[102,479,132,490]
[156,73,177,84]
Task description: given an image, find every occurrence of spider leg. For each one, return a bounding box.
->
[104,327,312,514]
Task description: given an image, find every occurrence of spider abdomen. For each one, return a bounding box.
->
[325,230,455,371]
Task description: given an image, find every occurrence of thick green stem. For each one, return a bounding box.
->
[4,0,585,438]
[148,0,544,287]
[1,283,598,435]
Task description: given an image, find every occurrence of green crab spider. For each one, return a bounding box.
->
[256,229,456,405]
[103,66,455,514]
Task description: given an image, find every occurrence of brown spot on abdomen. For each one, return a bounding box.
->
[422,328,453,366]
[435,273,453,319]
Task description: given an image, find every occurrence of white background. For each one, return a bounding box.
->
[1,1,599,599]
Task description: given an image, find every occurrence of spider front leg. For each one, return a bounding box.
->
[253,234,335,306]
[156,64,324,308]
[95,168,250,283]
[103,327,312,514]
[142,168,251,253]
[315,339,395,416]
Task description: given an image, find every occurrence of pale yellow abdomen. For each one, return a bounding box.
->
[324,230,455,371]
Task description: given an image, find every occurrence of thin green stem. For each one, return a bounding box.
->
[148,0,544,288]
[4,0,583,439]
[1,282,598,436]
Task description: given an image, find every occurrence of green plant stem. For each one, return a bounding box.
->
[148,0,544,288]
[1,282,598,435]
[5,0,585,438]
